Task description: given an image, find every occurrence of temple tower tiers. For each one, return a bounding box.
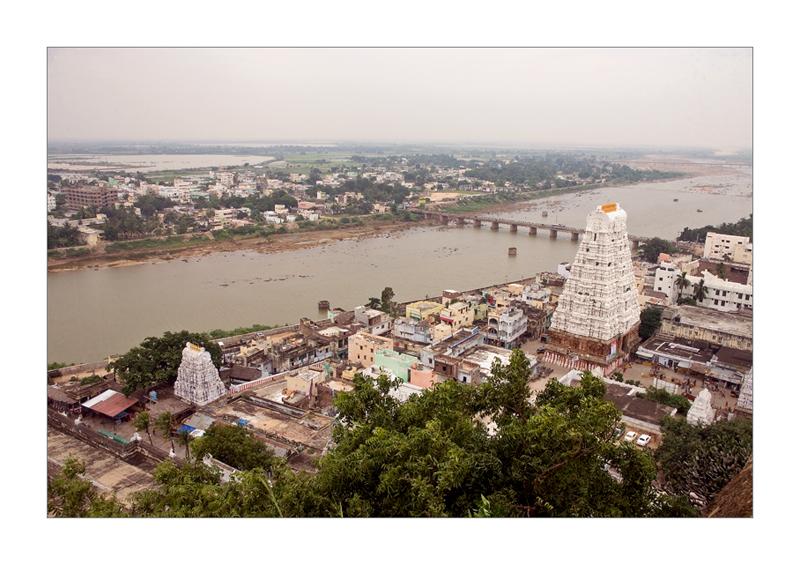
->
[174,342,227,406]
[544,203,641,374]
[687,388,716,426]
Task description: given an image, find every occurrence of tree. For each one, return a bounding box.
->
[640,237,677,263]
[365,297,381,309]
[638,306,662,340]
[191,424,279,472]
[675,271,690,297]
[656,417,752,508]
[48,458,126,517]
[133,411,153,444]
[178,428,193,462]
[155,411,174,451]
[693,279,709,303]
[108,330,222,395]
[380,286,395,314]
[83,365,697,518]
[47,223,82,249]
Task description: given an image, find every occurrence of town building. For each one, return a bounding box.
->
[353,306,392,335]
[63,184,118,209]
[439,301,475,330]
[373,349,419,382]
[660,305,752,351]
[704,232,752,265]
[47,192,57,212]
[559,370,676,434]
[174,342,227,406]
[347,331,393,368]
[405,300,445,321]
[484,306,527,348]
[680,270,752,312]
[544,203,641,375]
[636,334,750,386]
[393,317,434,344]
[522,283,552,309]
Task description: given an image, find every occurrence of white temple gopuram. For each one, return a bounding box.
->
[687,388,716,426]
[174,342,227,406]
[543,202,641,375]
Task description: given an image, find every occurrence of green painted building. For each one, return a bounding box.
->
[373,349,419,383]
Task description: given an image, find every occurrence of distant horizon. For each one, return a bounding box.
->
[47,138,751,154]
[48,48,752,150]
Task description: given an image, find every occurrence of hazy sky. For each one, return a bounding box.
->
[48,48,752,149]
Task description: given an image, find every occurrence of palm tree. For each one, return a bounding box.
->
[693,279,709,303]
[155,411,174,451]
[675,272,690,299]
[178,429,193,462]
[133,410,153,444]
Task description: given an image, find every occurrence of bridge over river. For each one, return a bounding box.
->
[408,208,650,248]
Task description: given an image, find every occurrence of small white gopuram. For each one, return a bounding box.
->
[174,342,227,406]
[687,388,716,426]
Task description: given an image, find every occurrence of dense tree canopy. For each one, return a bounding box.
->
[640,237,678,263]
[678,214,752,243]
[638,306,663,340]
[191,424,280,472]
[108,330,222,395]
[65,351,699,517]
[135,194,176,218]
[656,417,752,506]
[47,223,82,249]
[48,458,126,517]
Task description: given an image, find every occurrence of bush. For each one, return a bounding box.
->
[638,387,691,415]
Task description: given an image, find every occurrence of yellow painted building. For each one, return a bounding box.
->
[405,300,445,321]
[347,331,394,368]
[439,301,474,330]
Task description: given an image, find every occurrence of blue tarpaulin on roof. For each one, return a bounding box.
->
[236,418,249,427]
[178,424,196,433]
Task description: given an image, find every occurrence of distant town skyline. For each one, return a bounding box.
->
[48,48,752,150]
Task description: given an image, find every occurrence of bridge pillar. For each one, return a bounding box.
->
[529,226,537,236]
[631,240,640,250]
[509,224,517,233]
[491,221,500,231]
[571,232,579,242]
[550,229,558,239]
[474,219,482,228]
[440,215,449,225]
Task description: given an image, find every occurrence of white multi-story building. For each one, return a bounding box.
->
[654,262,681,303]
[522,283,552,309]
[704,232,752,265]
[216,171,236,188]
[680,270,752,312]
[484,306,527,348]
[47,192,56,212]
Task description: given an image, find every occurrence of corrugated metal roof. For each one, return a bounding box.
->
[82,390,138,418]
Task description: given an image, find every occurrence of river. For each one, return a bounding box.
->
[47,166,752,364]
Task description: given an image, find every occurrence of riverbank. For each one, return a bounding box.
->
[47,218,430,273]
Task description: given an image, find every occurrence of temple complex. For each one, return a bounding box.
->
[543,202,641,375]
[174,342,227,406]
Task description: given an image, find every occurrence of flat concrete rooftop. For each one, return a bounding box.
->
[663,305,752,337]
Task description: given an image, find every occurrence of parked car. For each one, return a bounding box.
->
[624,431,638,442]
[636,434,652,447]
